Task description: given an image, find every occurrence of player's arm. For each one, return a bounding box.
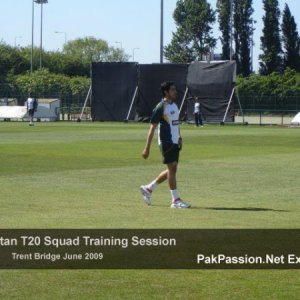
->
[178,127,183,150]
[143,102,163,159]
[142,123,158,160]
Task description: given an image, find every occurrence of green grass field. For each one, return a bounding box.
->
[0,122,299,299]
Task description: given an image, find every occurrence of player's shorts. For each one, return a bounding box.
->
[28,109,35,117]
[160,143,180,165]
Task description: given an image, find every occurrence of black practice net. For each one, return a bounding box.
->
[186,61,236,123]
[137,64,188,121]
[91,62,138,121]
[91,61,236,123]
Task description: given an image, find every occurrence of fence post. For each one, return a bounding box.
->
[125,86,138,122]
[222,87,235,124]
[260,111,262,126]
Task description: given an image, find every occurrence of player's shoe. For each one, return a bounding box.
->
[140,186,152,206]
[171,199,191,209]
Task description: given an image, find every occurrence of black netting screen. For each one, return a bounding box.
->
[136,64,188,121]
[91,62,236,122]
[186,61,236,122]
[91,62,138,121]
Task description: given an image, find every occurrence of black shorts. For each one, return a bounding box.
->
[160,143,180,165]
[28,109,35,117]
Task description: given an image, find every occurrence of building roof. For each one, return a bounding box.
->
[36,99,60,104]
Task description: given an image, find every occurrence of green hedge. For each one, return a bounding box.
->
[10,69,90,98]
[237,68,300,97]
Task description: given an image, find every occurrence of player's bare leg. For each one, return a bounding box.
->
[167,162,178,190]
[167,162,191,209]
[156,169,168,184]
[140,170,168,206]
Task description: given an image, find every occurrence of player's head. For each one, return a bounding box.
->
[161,81,177,101]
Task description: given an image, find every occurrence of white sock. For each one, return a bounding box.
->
[146,180,158,192]
[170,190,180,202]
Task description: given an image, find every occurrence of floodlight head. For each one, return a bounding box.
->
[34,0,48,4]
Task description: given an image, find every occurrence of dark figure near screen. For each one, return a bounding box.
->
[194,98,203,127]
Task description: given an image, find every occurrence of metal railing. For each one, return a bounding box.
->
[237,95,300,111]
[235,109,299,125]
[60,106,91,121]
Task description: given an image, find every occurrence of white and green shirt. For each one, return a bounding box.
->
[150,99,180,145]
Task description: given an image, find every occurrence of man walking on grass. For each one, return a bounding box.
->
[140,81,191,209]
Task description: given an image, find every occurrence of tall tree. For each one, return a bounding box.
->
[0,42,27,83]
[165,0,216,63]
[259,0,282,75]
[233,0,254,77]
[163,28,196,63]
[216,0,231,60]
[63,37,129,63]
[281,3,300,71]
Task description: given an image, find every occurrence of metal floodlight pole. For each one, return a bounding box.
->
[160,0,164,64]
[251,21,254,73]
[40,2,43,69]
[31,0,34,73]
[251,20,256,73]
[34,0,48,70]
[229,0,233,61]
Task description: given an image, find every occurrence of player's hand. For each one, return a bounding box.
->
[178,137,183,151]
[142,148,150,160]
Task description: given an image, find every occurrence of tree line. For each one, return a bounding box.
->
[1,1,300,103]
[165,0,300,77]
[0,37,129,98]
[0,37,129,80]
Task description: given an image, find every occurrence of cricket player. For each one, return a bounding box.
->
[140,81,191,209]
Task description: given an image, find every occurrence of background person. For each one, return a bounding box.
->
[194,98,203,127]
[27,94,37,126]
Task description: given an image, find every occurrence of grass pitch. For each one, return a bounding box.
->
[0,122,299,299]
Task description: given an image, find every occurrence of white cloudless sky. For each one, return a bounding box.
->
[0,0,299,71]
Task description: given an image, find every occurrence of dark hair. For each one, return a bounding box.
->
[161,81,175,97]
